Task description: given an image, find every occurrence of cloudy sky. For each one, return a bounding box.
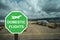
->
[0,0,60,20]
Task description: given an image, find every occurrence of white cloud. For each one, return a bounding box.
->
[0,0,60,19]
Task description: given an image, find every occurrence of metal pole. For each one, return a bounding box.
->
[14,34,18,40]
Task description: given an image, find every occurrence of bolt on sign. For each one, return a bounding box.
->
[5,11,28,34]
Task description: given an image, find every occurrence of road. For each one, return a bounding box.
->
[0,21,60,40]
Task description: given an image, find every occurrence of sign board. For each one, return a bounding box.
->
[5,11,28,34]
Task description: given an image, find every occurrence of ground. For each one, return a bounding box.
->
[0,21,60,40]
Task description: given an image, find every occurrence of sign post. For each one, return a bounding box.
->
[5,11,28,40]
[14,34,18,40]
